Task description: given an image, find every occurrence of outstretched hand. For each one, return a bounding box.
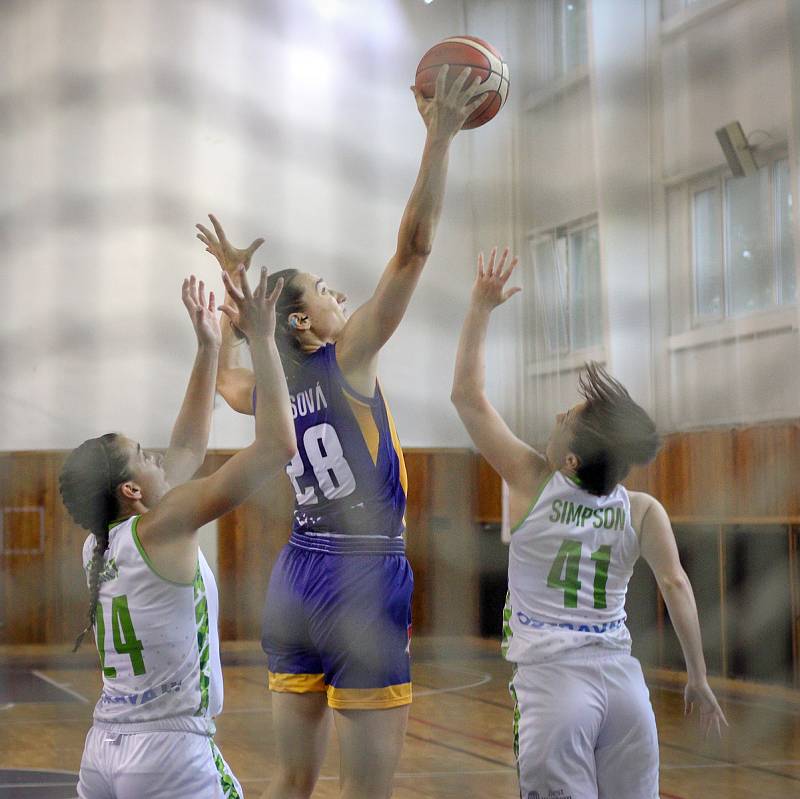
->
[218,266,283,342]
[411,65,487,141]
[471,247,521,312]
[196,213,265,280]
[182,275,221,348]
[685,679,729,739]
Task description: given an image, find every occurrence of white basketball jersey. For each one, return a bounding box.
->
[82,516,223,734]
[503,471,640,663]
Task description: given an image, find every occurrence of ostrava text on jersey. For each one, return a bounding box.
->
[281,343,408,539]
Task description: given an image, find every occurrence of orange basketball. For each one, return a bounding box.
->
[414,36,510,130]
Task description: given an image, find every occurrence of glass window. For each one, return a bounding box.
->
[692,187,723,319]
[531,221,602,355]
[725,168,772,315]
[774,159,796,305]
[532,236,568,354]
[568,225,602,349]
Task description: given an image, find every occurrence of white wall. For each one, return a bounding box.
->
[518,0,800,440]
[1,0,520,451]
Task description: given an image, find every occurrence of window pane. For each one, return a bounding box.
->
[692,187,723,318]
[774,159,796,305]
[726,168,773,315]
[563,1,588,73]
[533,237,568,354]
[569,225,602,350]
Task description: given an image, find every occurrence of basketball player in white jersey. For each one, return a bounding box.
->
[59,269,295,798]
[450,248,727,799]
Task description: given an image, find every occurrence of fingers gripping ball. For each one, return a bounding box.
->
[415,36,510,129]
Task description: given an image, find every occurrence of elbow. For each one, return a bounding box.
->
[450,386,481,409]
[450,388,465,407]
[396,230,433,264]
[658,569,691,596]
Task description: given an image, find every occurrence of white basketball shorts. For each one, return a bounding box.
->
[77,726,243,799]
[510,650,659,799]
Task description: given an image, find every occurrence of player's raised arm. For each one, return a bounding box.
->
[161,277,222,486]
[451,247,548,495]
[636,493,728,738]
[141,267,295,540]
[196,213,262,415]
[335,66,486,378]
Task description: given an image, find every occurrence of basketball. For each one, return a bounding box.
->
[415,36,510,129]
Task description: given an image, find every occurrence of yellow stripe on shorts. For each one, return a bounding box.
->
[268,672,326,693]
[326,682,412,710]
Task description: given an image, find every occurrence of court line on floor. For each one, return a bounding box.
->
[239,767,516,784]
[405,731,513,768]
[653,683,800,717]
[229,662,492,706]
[30,670,90,704]
[0,782,77,789]
[0,703,14,711]
[408,715,509,751]
[662,760,800,770]
[414,663,493,696]
[662,741,800,784]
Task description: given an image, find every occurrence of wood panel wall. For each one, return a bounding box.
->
[0,448,479,645]
[4,423,800,655]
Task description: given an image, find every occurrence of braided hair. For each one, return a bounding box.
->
[59,433,132,651]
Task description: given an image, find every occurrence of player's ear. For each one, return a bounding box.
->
[118,481,142,502]
[288,313,311,331]
[565,452,581,473]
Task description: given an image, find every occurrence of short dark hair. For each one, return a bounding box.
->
[570,363,660,496]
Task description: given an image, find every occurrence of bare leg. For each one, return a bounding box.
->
[333,705,409,799]
[263,692,332,799]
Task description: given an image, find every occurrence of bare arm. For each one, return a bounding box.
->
[216,312,256,415]
[196,214,263,416]
[142,268,295,538]
[451,248,547,495]
[336,67,487,381]
[636,494,728,737]
[162,277,222,486]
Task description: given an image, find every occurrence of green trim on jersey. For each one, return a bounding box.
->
[510,471,554,534]
[194,566,211,718]
[130,516,194,587]
[209,738,241,798]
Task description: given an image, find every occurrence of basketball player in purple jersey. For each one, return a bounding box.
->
[196,66,484,799]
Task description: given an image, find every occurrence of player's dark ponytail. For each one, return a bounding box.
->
[59,433,132,651]
[570,363,660,496]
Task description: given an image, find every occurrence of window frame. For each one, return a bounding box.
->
[529,216,604,358]
[688,150,795,328]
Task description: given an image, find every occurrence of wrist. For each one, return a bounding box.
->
[424,131,453,152]
[686,665,708,683]
[198,341,221,353]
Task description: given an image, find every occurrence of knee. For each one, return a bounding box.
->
[271,767,318,799]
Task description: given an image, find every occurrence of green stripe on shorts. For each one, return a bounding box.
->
[209,738,241,799]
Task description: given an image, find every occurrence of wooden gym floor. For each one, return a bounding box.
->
[1,637,798,798]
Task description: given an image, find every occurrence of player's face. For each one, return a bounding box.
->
[545,402,585,468]
[294,272,348,341]
[119,436,170,508]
